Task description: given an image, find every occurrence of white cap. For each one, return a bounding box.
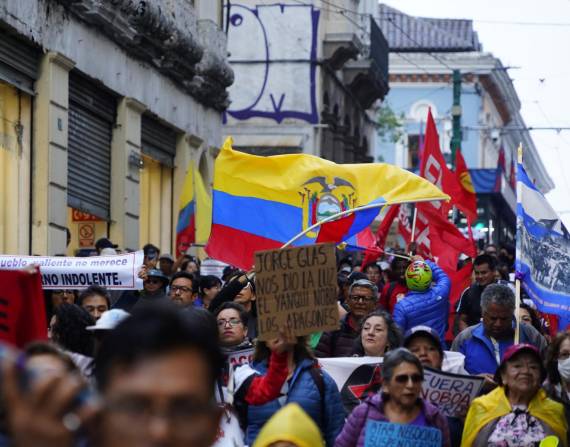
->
[100,247,117,256]
[86,309,130,331]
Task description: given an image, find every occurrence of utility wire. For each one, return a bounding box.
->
[474,19,570,27]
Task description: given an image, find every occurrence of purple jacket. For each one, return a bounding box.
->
[335,393,451,447]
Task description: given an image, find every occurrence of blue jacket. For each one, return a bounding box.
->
[451,322,547,375]
[245,358,346,447]
[393,260,450,341]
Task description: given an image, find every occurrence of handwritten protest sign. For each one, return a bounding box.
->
[421,367,484,419]
[227,347,254,369]
[254,243,338,340]
[364,420,442,447]
[0,251,144,290]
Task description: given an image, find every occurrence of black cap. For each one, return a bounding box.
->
[95,237,118,251]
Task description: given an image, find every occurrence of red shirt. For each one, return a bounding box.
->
[379,281,408,314]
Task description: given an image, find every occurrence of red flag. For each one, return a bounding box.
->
[454,150,478,223]
[360,205,400,267]
[509,157,516,190]
[494,146,506,192]
[445,263,473,342]
[420,110,464,218]
[0,269,47,348]
[376,205,400,250]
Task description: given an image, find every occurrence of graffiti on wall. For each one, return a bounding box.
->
[224,3,320,124]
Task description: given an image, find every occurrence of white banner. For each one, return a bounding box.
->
[0,251,145,290]
[200,258,229,280]
[319,352,472,415]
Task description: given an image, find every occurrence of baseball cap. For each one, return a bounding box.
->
[403,325,443,356]
[159,253,175,263]
[495,343,546,384]
[95,237,118,251]
[146,269,170,285]
[86,309,130,331]
[100,247,117,256]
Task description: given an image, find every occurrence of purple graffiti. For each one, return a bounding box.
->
[224,3,320,124]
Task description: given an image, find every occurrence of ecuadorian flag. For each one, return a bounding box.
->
[206,138,449,269]
[176,161,212,256]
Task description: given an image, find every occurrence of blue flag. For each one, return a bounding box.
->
[516,161,570,318]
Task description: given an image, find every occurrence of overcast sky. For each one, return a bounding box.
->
[380,0,570,225]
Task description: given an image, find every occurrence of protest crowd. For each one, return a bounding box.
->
[1,233,569,447]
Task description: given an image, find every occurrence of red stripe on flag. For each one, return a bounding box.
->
[205,223,283,270]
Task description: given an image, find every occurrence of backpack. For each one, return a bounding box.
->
[233,361,326,431]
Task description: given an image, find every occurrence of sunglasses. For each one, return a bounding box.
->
[394,373,423,384]
[145,278,163,285]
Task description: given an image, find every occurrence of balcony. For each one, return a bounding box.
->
[323,32,363,71]
[343,18,390,109]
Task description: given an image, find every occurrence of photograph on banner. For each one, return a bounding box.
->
[0,251,145,290]
[421,367,484,419]
[254,243,338,340]
[364,420,442,447]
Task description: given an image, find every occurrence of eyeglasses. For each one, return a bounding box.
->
[216,318,242,328]
[349,295,375,303]
[393,373,423,384]
[171,285,192,294]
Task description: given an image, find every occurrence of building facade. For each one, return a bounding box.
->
[0,0,233,255]
[375,4,554,246]
[223,0,389,162]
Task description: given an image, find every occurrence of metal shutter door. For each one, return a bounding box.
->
[141,114,177,167]
[0,28,41,93]
[67,72,116,220]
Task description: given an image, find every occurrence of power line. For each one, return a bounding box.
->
[474,19,570,27]
[392,52,434,77]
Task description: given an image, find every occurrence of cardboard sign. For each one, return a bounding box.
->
[0,251,144,290]
[227,347,254,369]
[364,420,442,447]
[421,367,484,419]
[254,244,338,340]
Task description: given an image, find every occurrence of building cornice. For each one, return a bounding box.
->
[52,0,233,111]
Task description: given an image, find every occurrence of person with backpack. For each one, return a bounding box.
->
[233,336,345,447]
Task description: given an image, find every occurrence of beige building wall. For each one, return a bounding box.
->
[33,52,75,255]
[0,82,32,254]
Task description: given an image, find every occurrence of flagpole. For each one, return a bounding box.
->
[410,206,418,242]
[514,144,523,344]
[280,197,447,249]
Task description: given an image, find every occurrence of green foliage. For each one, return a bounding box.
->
[377,104,405,143]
